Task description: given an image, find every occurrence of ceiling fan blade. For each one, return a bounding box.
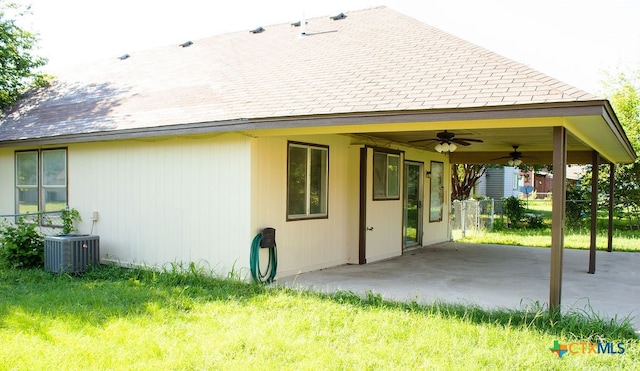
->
[490,155,511,161]
[408,138,439,144]
[452,139,473,146]
[454,138,483,143]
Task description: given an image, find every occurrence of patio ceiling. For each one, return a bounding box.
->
[369,125,597,165]
[252,100,636,165]
[361,102,635,165]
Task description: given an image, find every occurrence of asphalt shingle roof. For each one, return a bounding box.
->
[0,6,598,141]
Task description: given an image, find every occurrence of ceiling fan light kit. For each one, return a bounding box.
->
[409,130,481,153]
[435,142,457,153]
[508,158,522,166]
[490,145,525,165]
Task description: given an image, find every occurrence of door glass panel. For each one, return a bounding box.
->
[404,162,422,247]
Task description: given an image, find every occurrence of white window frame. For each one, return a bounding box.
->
[15,148,68,225]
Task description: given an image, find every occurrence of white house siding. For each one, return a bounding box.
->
[403,147,450,245]
[503,167,520,198]
[0,148,15,214]
[482,167,520,199]
[0,132,452,279]
[68,133,252,274]
[251,134,356,277]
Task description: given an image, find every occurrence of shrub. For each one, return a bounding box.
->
[0,218,45,269]
[491,218,506,231]
[524,214,546,229]
[503,196,525,228]
[60,207,82,235]
[566,184,589,228]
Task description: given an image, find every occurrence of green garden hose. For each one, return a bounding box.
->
[250,233,277,284]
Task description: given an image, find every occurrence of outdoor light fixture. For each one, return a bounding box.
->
[435,142,457,153]
[508,158,522,166]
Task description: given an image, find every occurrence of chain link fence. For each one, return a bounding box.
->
[451,198,556,237]
[0,211,64,236]
[452,199,496,237]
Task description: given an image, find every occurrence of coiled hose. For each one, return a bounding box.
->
[250,233,277,284]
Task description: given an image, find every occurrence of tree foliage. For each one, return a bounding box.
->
[0,1,48,111]
[584,71,640,229]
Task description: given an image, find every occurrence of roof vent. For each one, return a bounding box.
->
[179,40,193,48]
[291,21,307,27]
[330,13,347,20]
[117,54,130,60]
[250,27,265,34]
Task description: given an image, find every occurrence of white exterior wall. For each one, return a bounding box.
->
[251,134,357,277]
[68,133,252,274]
[403,147,450,245]
[503,166,520,198]
[0,148,14,214]
[0,131,452,278]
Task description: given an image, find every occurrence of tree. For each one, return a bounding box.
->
[584,71,640,229]
[451,164,486,200]
[0,1,48,111]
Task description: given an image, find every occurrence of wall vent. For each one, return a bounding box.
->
[330,13,347,20]
[44,235,100,273]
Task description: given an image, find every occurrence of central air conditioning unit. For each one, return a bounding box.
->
[44,235,100,273]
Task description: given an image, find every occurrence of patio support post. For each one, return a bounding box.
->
[550,126,567,311]
[588,151,599,274]
[608,163,615,252]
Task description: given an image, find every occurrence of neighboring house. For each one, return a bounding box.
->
[476,165,585,200]
[0,7,635,281]
[474,167,522,200]
[521,165,586,198]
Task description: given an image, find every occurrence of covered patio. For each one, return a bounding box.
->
[277,242,640,332]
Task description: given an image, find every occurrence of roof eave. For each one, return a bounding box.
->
[1,101,636,164]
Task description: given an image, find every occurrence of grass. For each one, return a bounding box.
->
[454,229,640,252]
[456,199,640,252]
[0,264,638,370]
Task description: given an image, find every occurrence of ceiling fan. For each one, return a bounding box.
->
[408,130,483,152]
[491,145,524,166]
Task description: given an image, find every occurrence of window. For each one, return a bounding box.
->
[429,161,444,222]
[287,142,328,220]
[15,149,67,216]
[373,151,400,200]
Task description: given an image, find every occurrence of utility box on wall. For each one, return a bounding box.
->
[44,235,100,273]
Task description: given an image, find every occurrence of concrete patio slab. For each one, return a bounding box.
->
[277,242,640,332]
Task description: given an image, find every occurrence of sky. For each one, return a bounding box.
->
[12,0,640,95]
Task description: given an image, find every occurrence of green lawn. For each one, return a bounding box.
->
[0,264,638,370]
[454,229,640,252]
[456,199,640,252]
